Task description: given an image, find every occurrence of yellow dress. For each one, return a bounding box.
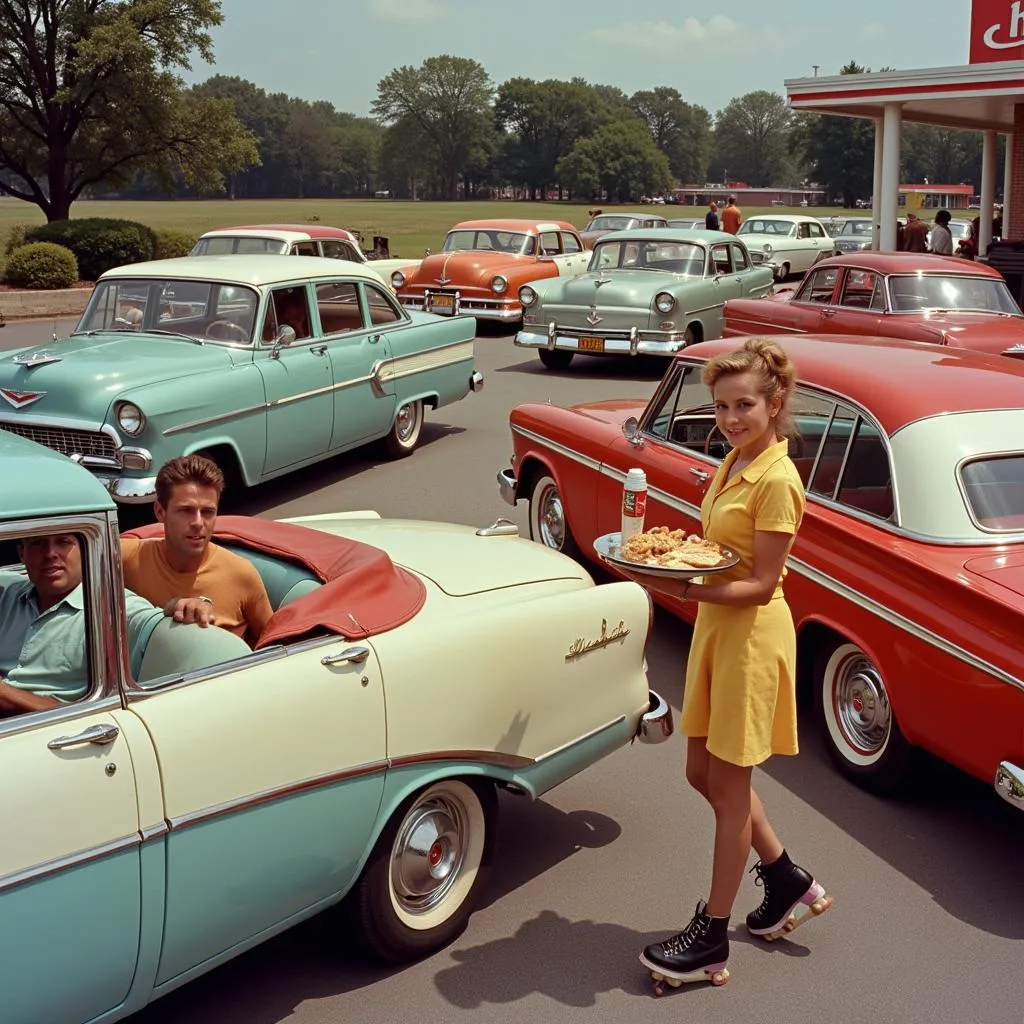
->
[680,439,805,767]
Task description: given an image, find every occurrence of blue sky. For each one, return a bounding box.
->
[190,0,974,117]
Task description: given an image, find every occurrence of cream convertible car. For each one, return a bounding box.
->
[0,434,670,1024]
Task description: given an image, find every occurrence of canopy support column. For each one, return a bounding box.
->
[872,117,884,250]
[878,103,902,251]
[980,130,997,256]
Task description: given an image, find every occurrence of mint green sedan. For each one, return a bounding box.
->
[515,228,774,370]
[0,256,483,502]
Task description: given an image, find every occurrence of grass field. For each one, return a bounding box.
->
[0,197,855,267]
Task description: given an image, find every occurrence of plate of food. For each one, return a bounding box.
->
[594,527,739,580]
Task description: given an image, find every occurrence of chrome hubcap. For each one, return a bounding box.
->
[538,485,566,549]
[395,403,417,442]
[834,654,890,755]
[390,795,466,915]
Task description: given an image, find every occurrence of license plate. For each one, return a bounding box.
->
[428,294,455,315]
[579,335,604,353]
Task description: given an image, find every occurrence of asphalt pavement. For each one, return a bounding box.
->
[2,317,1022,1024]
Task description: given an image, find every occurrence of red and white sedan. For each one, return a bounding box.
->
[497,335,1024,809]
[723,252,1024,355]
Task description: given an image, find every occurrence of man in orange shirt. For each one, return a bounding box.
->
[721,196,743,234]
[121,455,273,646]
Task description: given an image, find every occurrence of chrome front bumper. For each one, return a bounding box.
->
[994,761,1024,809]
[497,467,518,505]
[516,324,686,358]
[400,290,522,322]
[636,690,674,744]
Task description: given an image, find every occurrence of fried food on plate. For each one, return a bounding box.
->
[621,526,725,568]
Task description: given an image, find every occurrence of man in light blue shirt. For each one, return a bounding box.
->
[0,533,159,716]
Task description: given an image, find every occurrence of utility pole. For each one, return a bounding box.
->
[812,64,820,76]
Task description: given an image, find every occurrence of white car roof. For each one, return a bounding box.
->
[99,255,387,287]
[197,228,314,243]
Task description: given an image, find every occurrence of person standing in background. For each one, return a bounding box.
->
[929,210,954,255]
[721,197,743,235]
[705,202,720,231]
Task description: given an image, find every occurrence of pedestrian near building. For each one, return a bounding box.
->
[930,210,954,255]
[902,213,929,253]
[705,202,720,231]
[625,338,832,990]
[721,196,743,234]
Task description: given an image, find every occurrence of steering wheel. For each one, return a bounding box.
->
[205,320,249,343]
[704,423,726,457]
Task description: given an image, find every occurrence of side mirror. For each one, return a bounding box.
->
[622,416,645,448]
[270,324,296,359]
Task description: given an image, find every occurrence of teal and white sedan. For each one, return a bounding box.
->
[0,432,670,1023]
[0,256,483,503]
[515,228,774,370]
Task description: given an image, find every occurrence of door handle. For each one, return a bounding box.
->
[321,646,370,666]
[368,335,381,345]
[310,344,327,355]
[47,723,120,750]
[821,308,837,318]
[689,467,710,483]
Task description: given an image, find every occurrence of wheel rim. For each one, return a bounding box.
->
[537,483,566,549]
[831,650,891,757]
[395,403,418,443]
[390,794,467,916]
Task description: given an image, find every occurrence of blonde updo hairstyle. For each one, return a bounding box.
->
[701,338,797,439]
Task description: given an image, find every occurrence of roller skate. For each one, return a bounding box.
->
[746,850,833,941]
[639,900,730,995]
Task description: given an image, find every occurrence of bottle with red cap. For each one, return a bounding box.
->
[621,468,648,543]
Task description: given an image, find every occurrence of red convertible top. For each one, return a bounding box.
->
[121,516,425,645]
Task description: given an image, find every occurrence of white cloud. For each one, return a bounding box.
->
[367,0,445,21]
[588,16,745,53]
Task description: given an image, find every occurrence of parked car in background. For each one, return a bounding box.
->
[0,255,483,503]
[736,214,834,280]
[392,220,590,324]
[497,335,1024,808]
[580,212,670,248]
[665,218,703,229]
[515,228,773,370]
[0,433,671,1023]
[722,253,1024,355]
[832,217,875,253]
[190,224,421,285]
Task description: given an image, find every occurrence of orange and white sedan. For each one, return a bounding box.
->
[392,220,591,323]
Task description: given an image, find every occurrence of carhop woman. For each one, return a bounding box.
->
[620,337,833,990]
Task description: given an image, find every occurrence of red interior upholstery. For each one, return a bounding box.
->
[120,516,426,645]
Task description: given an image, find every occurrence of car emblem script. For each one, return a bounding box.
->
[0,388,46,409]
[587,307,603,326]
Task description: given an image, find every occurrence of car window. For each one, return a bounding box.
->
[363,283,402,325]
[788,390,834,485]
[839,269,884,311]
[643,365,725,459]
[710,244,732,275]
[960,455,1024,531]
[291,242,318,256]
[539,231,561,256]
[808,224,826,238]
[264,286,313,342]
[314,282,362,336]
[193,236,289,255]
[561,232,582,254]
[797,223,810,239]
[321,240,362,262]
[730,243,750,271]
[796,267,839,304]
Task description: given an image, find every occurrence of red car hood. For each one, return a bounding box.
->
[568,398,648,427]
[965,551,1024,602]
[410,251,533,289]
[922,314,1024,354]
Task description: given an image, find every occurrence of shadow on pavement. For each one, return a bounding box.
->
[495,352,668,382]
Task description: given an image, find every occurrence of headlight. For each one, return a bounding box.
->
[391,271,405,289]
[116,401,145,436]
[519,285,537,307]
[491,274,508,294]
[763,243,773,255]
[655,292,676,314]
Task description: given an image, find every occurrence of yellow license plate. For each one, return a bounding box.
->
[579,336,605,353]
[429,294,455,312]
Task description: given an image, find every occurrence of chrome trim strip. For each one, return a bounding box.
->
[0,834,140,895]
[163,403,266,437]
[511,424,603,472]
[140,822,170,843]
[389,750,534,771]
[126,644,288,698]
[536,715,626,761]
[167,759,390,831]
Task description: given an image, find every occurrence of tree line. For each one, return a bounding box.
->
[0,5,995,223]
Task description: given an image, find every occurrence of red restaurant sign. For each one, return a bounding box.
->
[970,0,1024,62]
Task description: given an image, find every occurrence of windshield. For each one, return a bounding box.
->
[841,221,873,237]
[738,219,795,236]
[887,275,1021,314]
[441,230,534,255]
[76,279,260,344]
[191,236,290,256]
[585,216,638,232]
[590,239,706,275]
[961,455,1024,531]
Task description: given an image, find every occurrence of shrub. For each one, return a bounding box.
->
[4,224,34,256]
[153,228,200,260]
[25,218,158,280]
[3,242,79,289]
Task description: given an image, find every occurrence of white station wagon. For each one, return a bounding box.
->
[736,214,835,280]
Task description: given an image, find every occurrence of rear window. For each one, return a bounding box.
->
[960,456,1024,531]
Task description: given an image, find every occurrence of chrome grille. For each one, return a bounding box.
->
[0,422,117,459]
